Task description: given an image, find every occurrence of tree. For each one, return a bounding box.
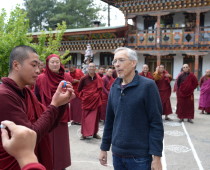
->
[0,7,31,77]
[48,0,104,29]
[0,7,70,78]
[24,0,56,31]
[24,0,106,31]
[31,22,71,64]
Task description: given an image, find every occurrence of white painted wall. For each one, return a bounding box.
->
[202,54,210,75]
[204,11,210,27]
[173,54,183,79]
[204,11,210,33]
[136,53,145,72]
[94,52,100,66]
[136,15,144,31]
[77,53,81,66]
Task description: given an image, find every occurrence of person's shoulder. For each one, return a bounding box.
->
[0,84,19,101]
[37,73,46,80]
[139,75,154,84]
[110,78,120,88]
[0,83,9,94]
[80,74,88,81]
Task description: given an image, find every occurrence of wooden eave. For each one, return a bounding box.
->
[31,26,128,39]
[125,6,210,18]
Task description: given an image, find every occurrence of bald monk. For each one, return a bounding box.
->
[69,66,84,124]
[176,64,198,123]
[78,63,103,140]
[199,69,210,114]
[0,45,75,170]
[153,65,173,120]
[100,68,115,121]
[139,64,154,80]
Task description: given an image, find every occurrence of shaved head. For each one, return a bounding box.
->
[182,64,190,73]
[206,69,210,76]
[9,45,37,71]
[142,64,149,73]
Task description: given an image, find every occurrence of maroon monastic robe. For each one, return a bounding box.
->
[139,71,154,80]
[35,54,72,170]
[22,163,46,170]
[70,69,84,123]
[0,78,66,170]
[176,72,198,119]
[154,71,173,115]
[199,76,210,113]
[100,75,115,120]
[78,74,103,136]
[97,73,104,78]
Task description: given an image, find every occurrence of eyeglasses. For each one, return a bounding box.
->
[112,58,129,65]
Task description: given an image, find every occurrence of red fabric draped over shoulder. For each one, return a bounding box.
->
[79,74,103,110]
[36,54,73,122]
[24,88,53,170]
[179,73,198,97]
[37,54,65,106]
[0,78,53,170]
[139,72,154,80]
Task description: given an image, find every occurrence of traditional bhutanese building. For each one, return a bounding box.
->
[33,0,210,79]
[32,25,127,71]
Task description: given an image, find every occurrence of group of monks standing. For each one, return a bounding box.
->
[140,64,210,123]
[29,53,210,170]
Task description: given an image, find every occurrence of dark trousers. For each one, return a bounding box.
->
[112,154,152,170]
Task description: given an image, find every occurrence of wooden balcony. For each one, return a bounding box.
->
[127,26,210,50]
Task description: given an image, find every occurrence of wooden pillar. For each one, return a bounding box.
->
[157,54,161,66]
[156,15,161,48]
[194,55,199,78]
[195,11,201,45]
[125,13,128,26]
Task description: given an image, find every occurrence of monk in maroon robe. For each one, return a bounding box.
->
[0,46,74,170]
[100,68,115,121]
[97,65,106,78]
[35,54,73,170]
[153,65,173,120]
[199,69,210,114]
[176,64,198,123]
[78,63,103,140]
[69,66,84,124]
[139,64,154,80]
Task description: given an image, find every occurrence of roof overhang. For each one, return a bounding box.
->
[100,0,116,7]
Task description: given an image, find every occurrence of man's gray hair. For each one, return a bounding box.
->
[114,47,138,61]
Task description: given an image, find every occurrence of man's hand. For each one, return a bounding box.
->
[1,121,38,168]
[51,81,75,107]
[151,156,162,170]
[99,150,107,166]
